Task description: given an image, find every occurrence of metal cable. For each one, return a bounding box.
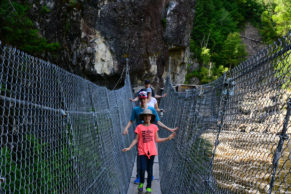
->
[1,32,291,194]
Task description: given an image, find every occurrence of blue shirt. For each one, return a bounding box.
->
[130,106,160,125]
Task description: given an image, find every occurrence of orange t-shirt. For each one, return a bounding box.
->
[135,124,158,158]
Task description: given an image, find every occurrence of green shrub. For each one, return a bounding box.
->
[219,32,247,69]
[41,5,51,14]
[0,134,74,193]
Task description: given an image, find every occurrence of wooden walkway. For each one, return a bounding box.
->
[127,156,162,194]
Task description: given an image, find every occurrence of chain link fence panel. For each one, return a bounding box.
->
[159,32,291,194]
[1,32,291,194]
[0,41,136,193]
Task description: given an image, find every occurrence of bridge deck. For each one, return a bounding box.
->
[127,156,161,194]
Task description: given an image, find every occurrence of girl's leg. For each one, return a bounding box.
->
[139,155,147,184]
[146,156,155,189]
[136,154,140,177]
[135,146,140,183]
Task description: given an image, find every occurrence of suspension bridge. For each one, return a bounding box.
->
[0,32,291,194]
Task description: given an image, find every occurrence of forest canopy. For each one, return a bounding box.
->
[0,0,60,57]
[186,0,291,84]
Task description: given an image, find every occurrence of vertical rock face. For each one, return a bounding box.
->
[162,47,191,84]
[162,0,196,86]
[164,0,195,47]
[80,19,118,76]
[29,0,195,88]
[240,22,265,58]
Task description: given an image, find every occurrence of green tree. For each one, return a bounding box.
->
[187,0,281,84]
[0,0,60,56]
[220,32,247,69]
[272,0,291,36]
[260,9,278,42]
[188,0,255,84]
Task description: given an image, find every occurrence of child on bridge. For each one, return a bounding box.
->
[123,91,177,184]
[122,109,176,194]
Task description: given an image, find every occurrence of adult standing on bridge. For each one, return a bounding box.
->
[146,87,163,112]
[123,91,177,184]
[129,80,167,102]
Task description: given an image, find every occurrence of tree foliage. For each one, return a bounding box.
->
[220,32,247,69]
[187,0,291,84]
[272,0,291,37]
[0,0,60,56]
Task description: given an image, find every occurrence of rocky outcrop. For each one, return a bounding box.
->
[162,47,191,84]
[240,22,265,58]
[28,0,195,89]
[80,19,118,76]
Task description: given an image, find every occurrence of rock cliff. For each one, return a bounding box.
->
[28,0,195,89]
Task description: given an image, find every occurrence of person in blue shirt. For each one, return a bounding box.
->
[123,91,178,184]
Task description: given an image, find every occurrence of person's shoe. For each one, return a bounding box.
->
[145,188,152,194]
[138,183,144,192]
[134,177,140,184]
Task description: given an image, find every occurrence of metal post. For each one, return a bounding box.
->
[56,70,81,193]
[268,98,291,194]
[207,74,235,191]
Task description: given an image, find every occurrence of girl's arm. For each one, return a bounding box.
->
[155,93,167,99]
[123,120,133,135]
[154,102,160,112]
[157,121,178,132]
[129,96,139,102]
[122,134,139,152]
[155,131,176,143]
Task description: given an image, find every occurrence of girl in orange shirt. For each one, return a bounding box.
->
[122,109,176,193]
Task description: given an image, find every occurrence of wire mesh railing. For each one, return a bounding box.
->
[1,32,291,194]
[0,41,136,193]
[159,32,291,194]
